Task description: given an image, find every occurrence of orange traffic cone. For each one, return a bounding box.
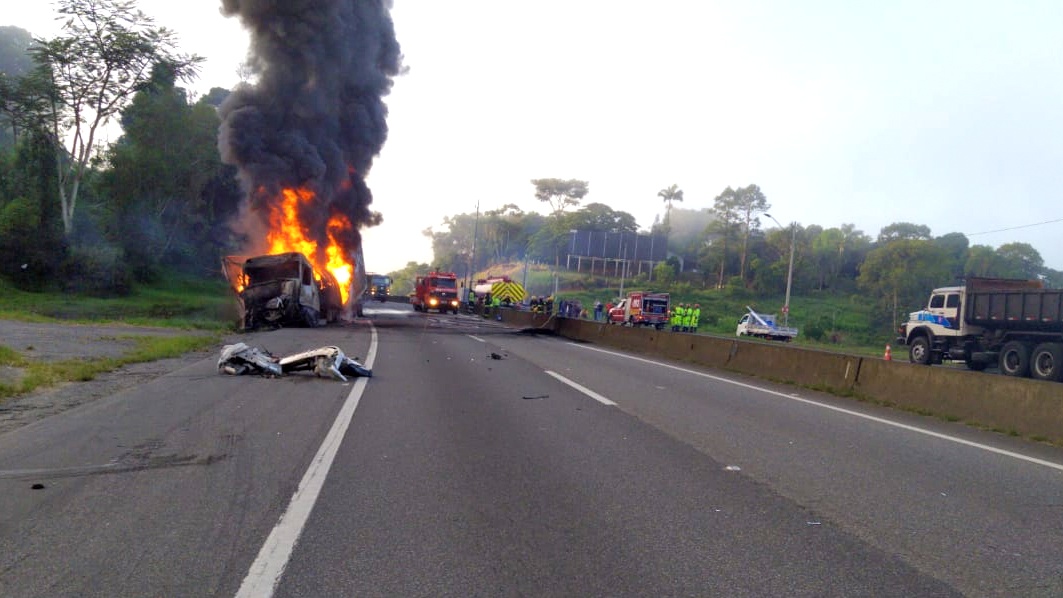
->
[884,344,892,361]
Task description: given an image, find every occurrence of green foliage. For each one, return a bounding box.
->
[0,270,232,329]
[653,261,676,286]
[857,239,953,330]
[531,178,588,215]
[387,261,431,296]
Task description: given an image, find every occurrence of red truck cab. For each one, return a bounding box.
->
[412,271,461,314]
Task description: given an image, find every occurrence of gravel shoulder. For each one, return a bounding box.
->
[0,320,236,436]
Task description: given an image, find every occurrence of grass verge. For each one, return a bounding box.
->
[0,334,221,400]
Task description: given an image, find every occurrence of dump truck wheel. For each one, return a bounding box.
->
[999,340,1031,377]
[1030,343,1063,381]
[908,336,931,365]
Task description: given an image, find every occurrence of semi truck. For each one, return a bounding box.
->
[897,277,1063,381]
[736,306,799,341]
[411,270,461,314]
[608,291,670,329]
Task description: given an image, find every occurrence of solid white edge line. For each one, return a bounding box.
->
[545,370,617,406]
[569,343,1063,473]
[235,323,379,598]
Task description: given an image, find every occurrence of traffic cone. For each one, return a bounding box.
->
[884,344,892,361]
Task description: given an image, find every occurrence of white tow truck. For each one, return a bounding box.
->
[736,306,798,341]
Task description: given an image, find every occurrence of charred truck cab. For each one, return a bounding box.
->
[231,252,343,330]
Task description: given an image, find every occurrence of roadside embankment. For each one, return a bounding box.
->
[496,309,1063,445]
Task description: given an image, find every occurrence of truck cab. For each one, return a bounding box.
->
[412,271,461,314]
[230,252,342,330]
[367,273,392,302]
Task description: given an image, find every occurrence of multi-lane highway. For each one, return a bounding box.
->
[1,303,1061,597]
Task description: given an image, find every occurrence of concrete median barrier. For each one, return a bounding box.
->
[525,316,1063,445]
[855,359,1063,443]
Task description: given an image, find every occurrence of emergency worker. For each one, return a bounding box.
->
[682,302,693,332]
[691,303,701,333]
[676,303,687,332]
[670,305,680,332]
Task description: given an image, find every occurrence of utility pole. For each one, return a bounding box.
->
[468,201,479,302]
[765,213,795,327]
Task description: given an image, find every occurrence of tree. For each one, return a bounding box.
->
[964,244,1001,277]
[531,178,588,216]
[568,202,637,233]
[734,184,770,282]
[932,232,970,280]
[857,239,952,329]
[26,0,202,237]
[877,222,931,243]
[657,183,683,229]
[705,186,741,288]
[0,26,37,148]
[995,242,1044,279]
[97,69,237,277]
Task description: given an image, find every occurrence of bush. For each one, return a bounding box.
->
[59,244,133,297]
[0,196,61,290]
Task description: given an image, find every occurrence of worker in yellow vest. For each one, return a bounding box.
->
[681,302,693,332]
[691,303,701,333]
[673,303,685,332]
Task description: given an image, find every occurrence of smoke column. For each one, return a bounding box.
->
[217,0,402,257]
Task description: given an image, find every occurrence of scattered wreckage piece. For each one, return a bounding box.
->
[217,343,371,382]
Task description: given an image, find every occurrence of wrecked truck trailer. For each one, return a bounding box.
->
[224,252,344,330]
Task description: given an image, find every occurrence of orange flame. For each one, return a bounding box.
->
[266,187,355,304]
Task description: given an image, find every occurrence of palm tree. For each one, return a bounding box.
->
[657,184,684,228]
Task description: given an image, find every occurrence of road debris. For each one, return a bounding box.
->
[522,395,549,400]
[218,343,371,382]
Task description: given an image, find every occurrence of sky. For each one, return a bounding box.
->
[10,1,1063,274]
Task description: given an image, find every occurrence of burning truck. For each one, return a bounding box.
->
[224,247,367,330]
[214,1,401,331]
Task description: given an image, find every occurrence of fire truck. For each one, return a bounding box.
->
[608,291,670,329]
[411,271,461,314]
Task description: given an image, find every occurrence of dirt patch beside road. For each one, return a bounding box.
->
[0,320,237,436]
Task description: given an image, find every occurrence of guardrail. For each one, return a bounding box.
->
[493,309,1063,445]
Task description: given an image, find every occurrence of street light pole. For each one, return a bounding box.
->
[765,213,795,327]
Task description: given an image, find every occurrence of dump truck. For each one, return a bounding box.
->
[608,291,670,329]
[411,270,461,314]
[897,277,1063,381]
[736,306,799,341]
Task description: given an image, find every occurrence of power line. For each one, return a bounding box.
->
[966,218,1063,237]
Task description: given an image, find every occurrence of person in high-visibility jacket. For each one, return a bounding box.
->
[691,303,701,333]
[670,304,681,332]
[682,302,694,332]
[673,303,685,332]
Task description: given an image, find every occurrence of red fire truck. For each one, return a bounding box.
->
[411,271,461,314]
[608,291,670,329]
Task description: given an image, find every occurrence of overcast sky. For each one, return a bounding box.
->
[12,1,1063,274]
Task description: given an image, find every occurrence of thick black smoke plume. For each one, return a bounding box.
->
[217,0,402,258]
